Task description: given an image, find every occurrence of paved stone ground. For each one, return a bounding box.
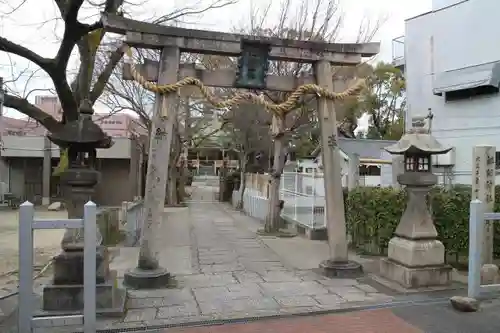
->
[100,186,393,331]
[3,185,500,332]
[16,186,393,332]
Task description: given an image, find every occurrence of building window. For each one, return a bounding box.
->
[359,165,381,176]
[495,152,500,169]
[305,185,314,195]
[7,130,25,136]
[445,86,499,102]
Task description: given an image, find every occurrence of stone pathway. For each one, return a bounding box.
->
[8,186,394,332]
[95,186,393,332]
[5,185,500,332]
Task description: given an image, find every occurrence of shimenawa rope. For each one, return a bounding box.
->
[124,46,365,116]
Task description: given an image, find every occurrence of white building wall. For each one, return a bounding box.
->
[1,136,132,158]
[405,0,500,184]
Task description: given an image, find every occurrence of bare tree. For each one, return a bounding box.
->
[234,0,386,233]
[0,0,237,212]
[97,48,226,204]
[221,103,271,209]
[0,0,237,139]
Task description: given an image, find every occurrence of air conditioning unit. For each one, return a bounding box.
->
[432,147,455,166]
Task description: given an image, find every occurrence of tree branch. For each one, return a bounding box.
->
[49,0,89,121]
[0,36,54,73]
[191,120,229,148]
[55,0,85,67]
[90,44,126,104]
[3,94,62,133]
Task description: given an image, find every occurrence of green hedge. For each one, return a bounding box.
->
[345,185,500,265]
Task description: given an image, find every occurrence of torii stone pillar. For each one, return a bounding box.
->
[316,60,362,277]
[123,47,180,289]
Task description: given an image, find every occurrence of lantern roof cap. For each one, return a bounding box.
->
[47,100,113,149]
[384,116,451,155]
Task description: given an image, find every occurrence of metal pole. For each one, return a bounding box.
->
[18,201,34,333]
[0,77,4,116]
[468,199,483,298]
[83,201,97,332]
[310,169,315,229]
[294,172,298,221]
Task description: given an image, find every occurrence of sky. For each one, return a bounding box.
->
[0,0,432,120]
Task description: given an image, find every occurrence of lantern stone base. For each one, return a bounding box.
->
[41,249,126,315]
[379,236,452,288]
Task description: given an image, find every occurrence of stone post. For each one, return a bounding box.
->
[347,153,360,191]
[314,59,362,277]
[472,145,499,284]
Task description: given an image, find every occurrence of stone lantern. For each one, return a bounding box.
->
[42,100,124,314]
[379,116,452,289]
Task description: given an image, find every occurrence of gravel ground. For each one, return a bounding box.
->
[0,209,66,286]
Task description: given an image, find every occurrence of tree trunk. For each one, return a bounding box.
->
[236,153,247,210]
[177,96,190,203]
[265,115,287,233]
[178,160,188,201]
[165,133,181,206]
[165,153,179,206]
[219,162,227,202]
[168,166,178,206]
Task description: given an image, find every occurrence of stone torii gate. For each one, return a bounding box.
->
[102,13,379,288]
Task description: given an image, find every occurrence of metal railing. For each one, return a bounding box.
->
[468,199,500,298]
[120,198,144,246]
[392,35,405,61]
[279,172,326,229]
[18,201,97,333]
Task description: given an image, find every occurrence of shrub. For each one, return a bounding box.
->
[345,185,500,263]
[345,187,405,255]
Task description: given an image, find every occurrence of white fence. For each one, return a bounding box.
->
[279,172,326,229]
[19,201,97,333]
[232,188,269,221]
[235,171,384,230]
[468,199,500,298]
